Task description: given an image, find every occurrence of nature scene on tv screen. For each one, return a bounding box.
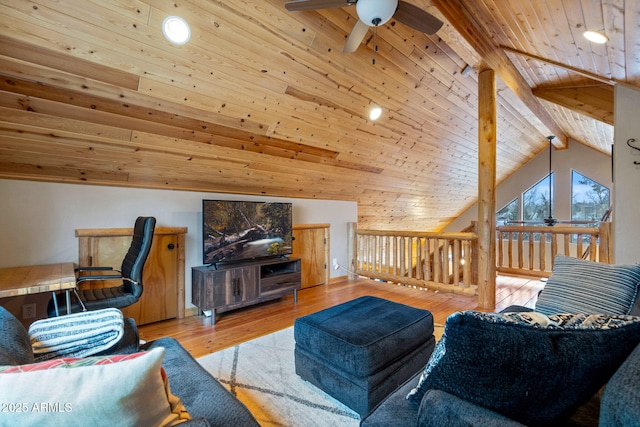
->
[203,201,293,264]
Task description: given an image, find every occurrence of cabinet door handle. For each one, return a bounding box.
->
[233,278,241,296]
[167,243,175,250]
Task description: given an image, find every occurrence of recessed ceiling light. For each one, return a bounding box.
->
[369,107,382,121]
[583,30,608,44]
[162,16,190,45]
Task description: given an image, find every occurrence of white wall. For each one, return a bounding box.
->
[445,140,612,232]
[613,85,640,264]
[0,179,357,310]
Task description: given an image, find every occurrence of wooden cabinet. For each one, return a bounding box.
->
[292,224,330,288]
[203,267,259,308]
[192,257,301,324]
[76,226,187,325]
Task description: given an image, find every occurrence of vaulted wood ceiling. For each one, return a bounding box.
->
[0,0,635,230]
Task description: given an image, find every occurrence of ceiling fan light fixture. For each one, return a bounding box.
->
[162,16,191,45]
[369,106,382,120]
[583,30,608,44]
[356,0,398,27]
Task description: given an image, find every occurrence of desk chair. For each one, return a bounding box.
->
[47,216,156,316]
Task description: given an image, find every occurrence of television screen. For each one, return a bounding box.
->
[202,200,293,265]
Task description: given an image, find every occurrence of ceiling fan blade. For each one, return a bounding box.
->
[285,0,351,12]
[395,1,443,35]
[343,19,369,53]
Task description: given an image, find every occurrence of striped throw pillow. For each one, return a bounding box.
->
[536,255,640,316]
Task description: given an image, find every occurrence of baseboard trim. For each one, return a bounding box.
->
[185,307,199,317]
[330,275,348,284]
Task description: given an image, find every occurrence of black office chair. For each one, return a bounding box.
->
[48,216,156,316]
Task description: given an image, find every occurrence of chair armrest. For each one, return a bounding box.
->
[76,274,123,284]
[418,390,526,427]
[75,266,119,272]
[600,343,640,425]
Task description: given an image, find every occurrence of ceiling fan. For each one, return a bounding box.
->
[284,0,444,53]
[507,136,601,227]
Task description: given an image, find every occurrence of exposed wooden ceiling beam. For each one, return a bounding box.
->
[501,46,616,86]
[430,0,568,149]
[533,85,614,126]
[0,73,382,174]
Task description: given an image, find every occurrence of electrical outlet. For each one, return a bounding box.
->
[22,303,36,319]
[332,258,339,270]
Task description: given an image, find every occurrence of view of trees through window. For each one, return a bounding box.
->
[495,170,610,228]
[523,173,554,222]
[496,198,518,225]
[571,170,610,223]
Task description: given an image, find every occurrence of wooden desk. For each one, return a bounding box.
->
[0,263,76,316]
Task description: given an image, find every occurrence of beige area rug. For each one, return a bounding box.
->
[197,324,444,427]
[197,327,360,427]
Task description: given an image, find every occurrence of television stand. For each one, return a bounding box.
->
[192,257,301,324]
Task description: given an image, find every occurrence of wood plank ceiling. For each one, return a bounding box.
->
[0,0,635,230]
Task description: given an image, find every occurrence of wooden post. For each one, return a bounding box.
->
[477,69,497,310]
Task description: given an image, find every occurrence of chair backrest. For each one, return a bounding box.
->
[120,216,156,297]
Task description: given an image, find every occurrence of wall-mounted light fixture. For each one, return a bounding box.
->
[162,16,191,45]
[369,106,382,121]
[461,64,473,77]
[583,30,608,44]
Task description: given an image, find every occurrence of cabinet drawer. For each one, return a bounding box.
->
[261,272,301,296]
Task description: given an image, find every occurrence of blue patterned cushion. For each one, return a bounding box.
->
[406,311,640,426]
[536,255,640,315]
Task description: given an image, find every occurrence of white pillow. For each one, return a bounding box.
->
[0,348,190,427]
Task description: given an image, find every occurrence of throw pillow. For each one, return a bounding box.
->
[0,347,191,426]
[28,308,124,361]
[406,311,640,426]
[536,254,640,315]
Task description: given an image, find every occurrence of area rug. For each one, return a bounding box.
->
[197,324,444,426]
[197,327,360,426]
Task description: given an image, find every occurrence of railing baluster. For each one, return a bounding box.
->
[424,238,432,281]
[589,235,597,261]
[540,232,546,271]
[508,232,513,267]
[463,240,471,287]
[577,234,583,259]
[492,225,608,277]
[528,232,534,270]
[453,239,460,285]
[517,232,524,268]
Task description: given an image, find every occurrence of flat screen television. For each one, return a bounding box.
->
[202,200,293,265]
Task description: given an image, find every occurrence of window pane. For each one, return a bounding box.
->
[571,171,610,222]
[523,173,554,221]
[496,198,518,225]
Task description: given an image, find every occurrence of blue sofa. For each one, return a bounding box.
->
[362,256,640,427]
[0,306,259,427]
[361,318,640,426]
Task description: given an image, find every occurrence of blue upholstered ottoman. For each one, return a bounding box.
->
[294,296,435,417]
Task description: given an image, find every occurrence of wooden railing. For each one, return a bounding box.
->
[354,229,478,296]
[496,222,612,277]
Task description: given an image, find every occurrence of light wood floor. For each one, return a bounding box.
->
[138,275,544,358]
